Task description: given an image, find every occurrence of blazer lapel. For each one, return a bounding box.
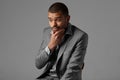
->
[56,35,72,64]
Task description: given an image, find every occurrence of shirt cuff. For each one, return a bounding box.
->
[45,46,50,55]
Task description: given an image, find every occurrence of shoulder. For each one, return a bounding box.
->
[42,27,51,35]
[71,25,88,39]
[43,27,51,33]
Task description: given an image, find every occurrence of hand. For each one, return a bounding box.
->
[48,28,65,52]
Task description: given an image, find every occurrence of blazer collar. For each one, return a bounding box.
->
[64,23,73,36]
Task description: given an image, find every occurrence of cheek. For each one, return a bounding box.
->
[49,21,53,26]
[57,21,65,27]
[57,22,62,26]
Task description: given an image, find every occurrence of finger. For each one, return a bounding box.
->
[55,36,58,40]
[54,29,65,35]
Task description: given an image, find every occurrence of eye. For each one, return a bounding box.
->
[56,18,62,22]
[48,19,52,22]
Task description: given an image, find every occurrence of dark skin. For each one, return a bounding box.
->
[48,11,70,52]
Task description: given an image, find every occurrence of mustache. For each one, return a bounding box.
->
[50,26,66,34]
[51,26,65,30]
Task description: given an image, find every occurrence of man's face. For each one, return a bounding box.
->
[48,11,70,32]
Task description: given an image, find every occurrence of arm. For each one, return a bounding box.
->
[35,28,51,69]
[35,28,65,69]
[35,38,50,69]
[60,33,88,80]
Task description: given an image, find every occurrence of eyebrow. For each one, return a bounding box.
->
[48,17,62,19]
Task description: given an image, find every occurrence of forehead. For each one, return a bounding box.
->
[48,12,64,19]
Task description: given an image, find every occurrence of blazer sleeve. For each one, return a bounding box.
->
[60,33,88,80]
[35,28,50,69]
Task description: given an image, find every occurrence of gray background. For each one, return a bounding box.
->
[0,0,120,80]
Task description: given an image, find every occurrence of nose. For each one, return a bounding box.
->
[52,21,57,27]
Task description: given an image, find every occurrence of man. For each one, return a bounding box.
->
[35,2,88,80]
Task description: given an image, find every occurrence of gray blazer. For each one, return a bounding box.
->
[35,24,88,80]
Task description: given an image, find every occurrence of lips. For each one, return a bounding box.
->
[51,26,65,33]
[52,27,60,32]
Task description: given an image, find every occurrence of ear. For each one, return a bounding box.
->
[66,15,70,22]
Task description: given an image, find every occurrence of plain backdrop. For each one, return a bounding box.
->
[0,0,120,80]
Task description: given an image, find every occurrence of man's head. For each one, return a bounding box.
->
[48,2,70,32]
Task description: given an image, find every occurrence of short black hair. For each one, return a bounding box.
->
[48,2,69,16]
